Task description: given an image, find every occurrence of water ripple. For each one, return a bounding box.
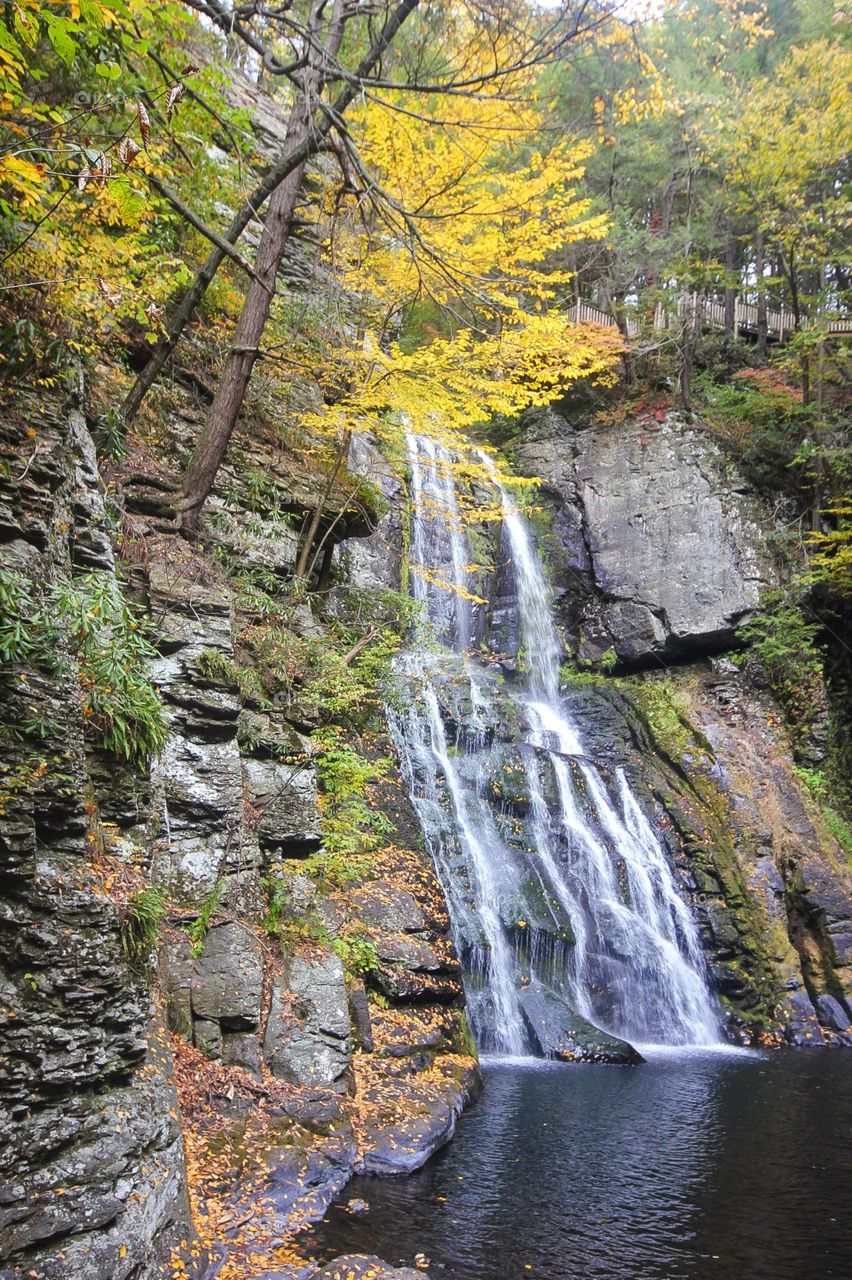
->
[311,1053,852,1280]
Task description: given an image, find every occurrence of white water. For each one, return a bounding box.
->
[388,434,720,1054]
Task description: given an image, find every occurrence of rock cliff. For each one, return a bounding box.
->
[514,407,780,665]
[503,406,851,1044]
[1,380,849,1279]
[0,381,475,1280]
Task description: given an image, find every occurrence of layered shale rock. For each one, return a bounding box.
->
[0,382,476,1278]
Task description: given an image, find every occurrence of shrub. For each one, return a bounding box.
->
[738,598,824,744]
[694,367,814,494]
[332,930,381,980]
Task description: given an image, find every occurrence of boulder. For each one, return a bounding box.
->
[264,953,352,1091]
[356,1058,481,1175]
[370,931,462,1004]
[312,1257,427,1280]
[221,1031,263,1077]
[348,884,428,934]
[242,755,321,854]
[779,988,825,1046]
[348,980,374,1052]
[518,982,643,1063]
[191,922,263,1030]
[815,994,851,1034]
[514,410,778,664]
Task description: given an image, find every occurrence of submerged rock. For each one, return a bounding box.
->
[518,982,644,1064]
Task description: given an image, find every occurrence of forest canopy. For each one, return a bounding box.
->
[0,0,849,538]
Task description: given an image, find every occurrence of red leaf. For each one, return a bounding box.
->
[116,137,141,169]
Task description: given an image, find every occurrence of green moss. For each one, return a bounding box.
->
[793,766,852,862]
[451,1010,478,1058]
[824,807,852,861]
[560,661,615,687]
[620,676,785,1029]
[628,677,708,761]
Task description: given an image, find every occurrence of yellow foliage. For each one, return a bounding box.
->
[336,83,608,314]
[300,314,622,459]
[705,39,852,257]
[807,505,852,597]
[292,64,623,467]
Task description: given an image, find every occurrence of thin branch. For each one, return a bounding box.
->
[147,174,273,290]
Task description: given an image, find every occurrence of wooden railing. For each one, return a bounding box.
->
[569,296,852,341]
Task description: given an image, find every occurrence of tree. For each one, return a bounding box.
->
[714,39,852,338]
[154,1,628,535]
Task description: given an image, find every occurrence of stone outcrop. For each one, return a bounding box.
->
[312,1257,428,1280]
[512,408,779,666]
[4,359,849,1280]
[490,405,851,1046]
[0,396,200,1279]
[0,382,475,1278]
[265,953,353,1092]
[518,981,644,1064]
[334,435,406,597]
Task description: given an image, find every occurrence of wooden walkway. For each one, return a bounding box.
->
[570,296,852,341]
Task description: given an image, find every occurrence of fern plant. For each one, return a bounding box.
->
[187,879,225,959]
[0,568,168,766]
[121,887,167,966]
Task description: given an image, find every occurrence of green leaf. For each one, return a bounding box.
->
[43,16,78,69]
[0,24,23,60]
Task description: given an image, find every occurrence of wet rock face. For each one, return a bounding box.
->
[513,409,778,665]
[313,1256,429,1280]
[334,435,406,597]
[2,386,477,1277]
[0,398,199,1279]
[518,981,644,1064]
[561,663,852,1046]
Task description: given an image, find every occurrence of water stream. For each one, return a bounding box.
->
[388,435,719,1054]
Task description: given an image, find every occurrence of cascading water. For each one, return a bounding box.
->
[388,434,720,1055]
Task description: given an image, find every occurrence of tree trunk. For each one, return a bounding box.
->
[317,541,336,594]
[755,230,768,360]
[724,220,737,335]
[293,429,351,582]
[180,162,306,537]
[784,250,810,404]
[679,292,700,410]
[122,0,421,427]
[179,0,351,538]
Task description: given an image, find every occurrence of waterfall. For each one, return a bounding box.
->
[388,434,720,1055]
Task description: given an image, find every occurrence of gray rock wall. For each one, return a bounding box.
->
[513,408,779,665]
[1,383,475,1277]
[0,397,200,1280]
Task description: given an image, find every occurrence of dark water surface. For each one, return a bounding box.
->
[310,1049,852,1280]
